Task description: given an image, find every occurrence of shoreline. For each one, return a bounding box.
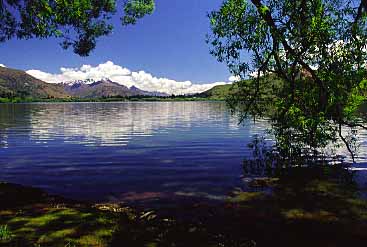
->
[0,97,225,104]
[2,172,367,246]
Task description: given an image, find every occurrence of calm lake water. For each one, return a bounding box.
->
[0,102,366,204]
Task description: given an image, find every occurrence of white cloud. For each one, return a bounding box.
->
[0,64,6,67]
[26,61,231,95]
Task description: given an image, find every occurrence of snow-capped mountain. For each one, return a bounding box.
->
[61,79,168,98]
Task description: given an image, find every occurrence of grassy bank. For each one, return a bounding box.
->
[1,167,367,246]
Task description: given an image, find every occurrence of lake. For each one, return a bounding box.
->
[0,102,366,204]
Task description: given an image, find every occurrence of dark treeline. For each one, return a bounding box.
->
[0,94,223,103]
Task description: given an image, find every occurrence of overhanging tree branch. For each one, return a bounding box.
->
[251,0,328,109]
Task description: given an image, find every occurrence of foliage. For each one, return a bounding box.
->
[209,0,367,162]
[0,225,12,241]
[0,0,155,56]
[122,0,155,25]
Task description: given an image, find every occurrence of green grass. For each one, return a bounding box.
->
[0,207,119,247]
[0,225,13,241]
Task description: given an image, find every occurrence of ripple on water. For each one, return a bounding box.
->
[0,102,366,204]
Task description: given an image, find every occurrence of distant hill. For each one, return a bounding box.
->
[62,79,169,98]
[199,75,284,100]
[196,83,240,100]
[0,67,70,99]
[198,84,235,99]
[129,86,169,97]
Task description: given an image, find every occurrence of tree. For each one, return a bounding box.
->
[208,0,367,163]
[0,0,155,56]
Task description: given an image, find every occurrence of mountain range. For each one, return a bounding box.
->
[61,79,169,98]
[0,66,171,99]
[0,67,69,99]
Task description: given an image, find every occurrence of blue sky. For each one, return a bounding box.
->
[0,0,232,85]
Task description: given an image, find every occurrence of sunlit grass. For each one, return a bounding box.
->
[0,207,119,246]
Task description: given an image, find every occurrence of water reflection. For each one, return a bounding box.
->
[2,102,243,147]
[0,102,366,203]
[0,102,269,202]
